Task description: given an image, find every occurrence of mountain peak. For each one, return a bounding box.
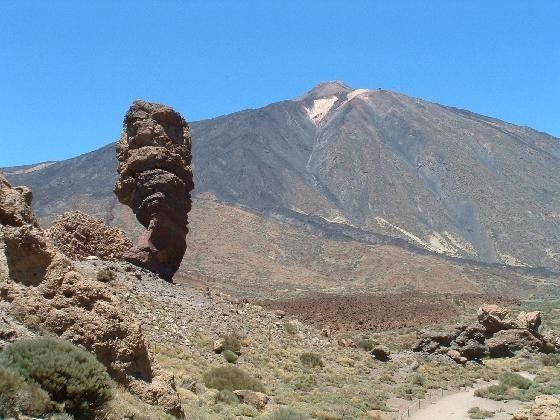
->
[297,81,353,101]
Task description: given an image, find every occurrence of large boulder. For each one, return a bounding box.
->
[48,211,132,261]
[513,395,560,420]
[477,304,518,333]
[517,311,542,334]
[0,174,38,228]
[486,329,544,357]
[114,101,194,281]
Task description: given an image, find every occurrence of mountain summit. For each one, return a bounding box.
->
[5,83,560,280]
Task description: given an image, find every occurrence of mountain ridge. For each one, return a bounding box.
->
[3,82,560,294]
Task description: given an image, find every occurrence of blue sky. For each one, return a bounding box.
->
[1,1,559,166]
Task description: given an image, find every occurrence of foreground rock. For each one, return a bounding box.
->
[413,304,558,363]
[233,390,270,410]
[114,100,194,281]
[48,211,132,261]
[0,174,182,416]
[513,395,560,420]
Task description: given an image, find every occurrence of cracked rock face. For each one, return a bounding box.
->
[114,101,194,281]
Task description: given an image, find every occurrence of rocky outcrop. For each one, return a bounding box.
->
[48,211,132,261]
[413,305,558,363]
[114,100,194,281]
[0,174,38,228]
[513,395,560,420]
[0,174,182,416]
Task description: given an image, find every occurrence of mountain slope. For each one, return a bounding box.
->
[4,81,560,276]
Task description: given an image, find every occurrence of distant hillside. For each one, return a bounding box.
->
[4,81,560,296]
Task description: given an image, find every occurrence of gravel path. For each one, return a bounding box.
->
[410,383,522,420]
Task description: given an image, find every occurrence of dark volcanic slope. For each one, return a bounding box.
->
[5,81,560,272]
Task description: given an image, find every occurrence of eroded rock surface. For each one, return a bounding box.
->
[0,174,182,416]
[114,100,194,281]
[413,305,558,363]
[48,211,132,261]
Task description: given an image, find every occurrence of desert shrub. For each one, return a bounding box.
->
[284,321,298,335]
[0,337,112,418]
[355,337,375,351]
[96,269,115,283]
[221,332,243,355]
[292,373,317,391]
[300,352,323,368]
[269,407,309,419]
[215,389,239,405]
[0,365,55,417]
[410,373,426,386]
[467,406,494,419]
[223,349,239,363]
[203,366,265,392]
[541,353,560,366]
[499,372,532,390]
[395,383,426,400]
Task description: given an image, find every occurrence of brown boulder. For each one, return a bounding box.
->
[233,390,269,410]
[513,395,560,420]
[517,311,542,334]
[0,174,38,228]
[486,329,543,357]
[372,345,391,361]
[114,101,194,281]
[48,211,132,261]
[477,304,518,333]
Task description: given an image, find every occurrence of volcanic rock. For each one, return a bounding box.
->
[371,345,391,361]
[48,211,132,261]
[233,390,270,410]
[0,174,38,228]
[477,304,518,333]
[517,311,542,334]
[486,329,544,357]
[0,175,182,416]
[513,395,560,420]
[114,100,194,281]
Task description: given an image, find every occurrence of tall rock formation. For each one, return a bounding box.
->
[114,101,194,281]
[0,173,183,416]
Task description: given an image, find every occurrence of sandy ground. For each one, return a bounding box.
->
[409,382,522,420]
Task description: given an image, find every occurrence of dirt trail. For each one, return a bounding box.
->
[409,382,522,420]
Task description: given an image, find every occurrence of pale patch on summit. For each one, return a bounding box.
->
[305,96,338,124]
[346,88,369,101]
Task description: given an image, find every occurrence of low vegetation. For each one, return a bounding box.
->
[96,268,115,282]
[300,352,323,368]
[0,337,112,419]
[203,366,265,392]
[467,406,494,419]
[222,349,239,363]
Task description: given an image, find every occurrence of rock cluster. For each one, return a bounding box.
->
[513,395,560,420]
[48,211,132,261]
[114,100,194,281]
[0,173,182,416]
[412,304,559,363]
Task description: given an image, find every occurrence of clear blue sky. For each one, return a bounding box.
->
[1,1,559,167]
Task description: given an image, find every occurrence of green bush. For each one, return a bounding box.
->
[0,337,112,418]
[215,389,239,405]
[96,269,115,283]
[355,337,375,351]
[300,352,323,368]
[410,373,426,386]
[284,321,298,335]
[292,373,317,391]
[268,407,309,419]
[0,365,54,417]
[203,366,265,392]
[541,353,560,366]
[223,349,239,363]
[467,406,494,419]
[499,372,532,390]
